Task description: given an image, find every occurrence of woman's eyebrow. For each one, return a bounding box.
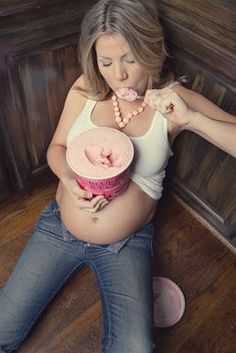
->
[97,56,112,60]
[97,52,132,60]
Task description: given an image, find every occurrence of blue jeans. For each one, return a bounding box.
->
[0,200,155,353]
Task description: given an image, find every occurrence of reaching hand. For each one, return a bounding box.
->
[144,87,192,126]
[62,176,109,213]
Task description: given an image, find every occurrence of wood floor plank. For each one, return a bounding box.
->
[0,177,235,353]
[153,196,236,353]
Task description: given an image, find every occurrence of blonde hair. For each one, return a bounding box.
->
[78,0,168,100]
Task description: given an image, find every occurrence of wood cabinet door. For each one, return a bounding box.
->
[157,0,236,245]
[0,0,95,195]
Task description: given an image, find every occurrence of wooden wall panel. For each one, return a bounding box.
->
[157,0,236,245]
[16,44,79,171]
[0,0,77,17]
[0,0,95,196]
[158,0,235,81]
[0,168,10,200]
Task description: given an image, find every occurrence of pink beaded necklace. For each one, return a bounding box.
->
[112,93,147,128]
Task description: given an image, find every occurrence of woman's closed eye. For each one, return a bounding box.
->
[124,58,135,64]
[102,59,134,67]
[98,58,112,67]
[100,61,112,67]
[98,56,136,67]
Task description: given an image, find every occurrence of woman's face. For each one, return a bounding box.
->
[95,33,149,95]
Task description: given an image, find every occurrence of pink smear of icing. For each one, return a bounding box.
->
[84,145,123,169]
[115,87,138,102]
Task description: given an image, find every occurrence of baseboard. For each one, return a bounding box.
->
[170,177,236,250]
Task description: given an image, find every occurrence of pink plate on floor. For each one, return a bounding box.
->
[153,276,185,328]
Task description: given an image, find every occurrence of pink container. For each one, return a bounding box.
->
[66,127,134,200]
[153,277,185,328]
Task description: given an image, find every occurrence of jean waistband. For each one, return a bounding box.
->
[48,199,154,253]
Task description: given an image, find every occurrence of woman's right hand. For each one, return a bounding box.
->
[144,87,191,126]
[62,175,109,213]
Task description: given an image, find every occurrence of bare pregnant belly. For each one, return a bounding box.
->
[56,181,157,244]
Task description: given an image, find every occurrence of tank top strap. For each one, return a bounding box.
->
[81,97,97,118]
[66,97,97,145]
[154,110,167,133]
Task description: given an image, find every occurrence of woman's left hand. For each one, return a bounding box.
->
[144,87,192,127]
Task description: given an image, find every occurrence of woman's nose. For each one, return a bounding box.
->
[114,64,128,81]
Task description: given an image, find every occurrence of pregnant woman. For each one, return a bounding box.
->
[0,1,235,352]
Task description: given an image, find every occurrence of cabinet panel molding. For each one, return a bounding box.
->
[157,0,236,245]
[0,1,95,195]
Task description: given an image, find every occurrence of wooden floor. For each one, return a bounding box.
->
[0,176,235,353]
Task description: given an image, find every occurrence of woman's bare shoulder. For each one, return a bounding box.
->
[48,75,89,147]
[63,75,88,117]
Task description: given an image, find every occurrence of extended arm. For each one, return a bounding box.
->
[183,111,236,157]
[144,85,236,157]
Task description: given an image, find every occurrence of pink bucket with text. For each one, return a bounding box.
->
[66,127,134,200]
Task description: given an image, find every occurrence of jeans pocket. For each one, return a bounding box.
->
[128,222,154,253]
[60,222,78,242]
[34,201,66,241]
[106,234,134,253]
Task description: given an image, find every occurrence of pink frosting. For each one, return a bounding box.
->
[84,145,123,169]
[66,127,134,178]
[115,87,139,102]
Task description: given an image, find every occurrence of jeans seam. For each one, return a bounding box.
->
[89,261,112,353]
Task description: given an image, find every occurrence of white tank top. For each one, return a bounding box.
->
[67,98,173,200]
